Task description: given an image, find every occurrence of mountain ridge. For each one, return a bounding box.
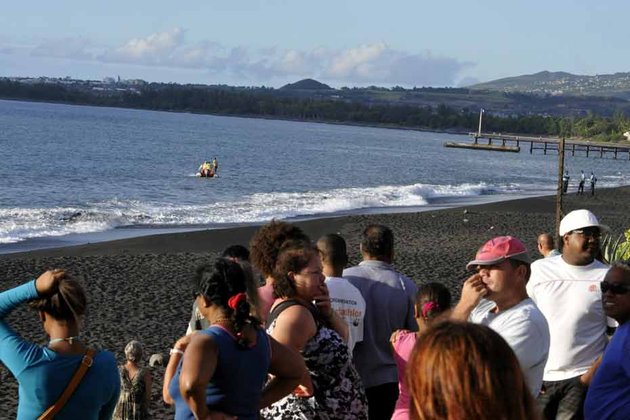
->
[469,70,630,99]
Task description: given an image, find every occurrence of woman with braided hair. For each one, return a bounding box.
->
[163,258,305,419]
[0,269,120,419]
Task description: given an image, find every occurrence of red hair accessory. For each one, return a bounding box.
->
[228,292,247,310]
[421,301,440,318]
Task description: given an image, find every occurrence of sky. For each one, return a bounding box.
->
[0,0,628,88]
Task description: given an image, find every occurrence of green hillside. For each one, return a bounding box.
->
[470,71,630,99]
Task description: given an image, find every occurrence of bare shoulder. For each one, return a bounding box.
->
[271,303,317,348]
[188,330,217,352]
[275,304,316,329]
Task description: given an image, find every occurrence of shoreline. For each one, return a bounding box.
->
[0,190,553,257]
[1,187,629,418]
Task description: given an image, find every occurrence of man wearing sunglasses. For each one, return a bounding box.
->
[584,261,630,419]
[527,209,613,419]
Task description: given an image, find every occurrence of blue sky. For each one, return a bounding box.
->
[0,0,627,88]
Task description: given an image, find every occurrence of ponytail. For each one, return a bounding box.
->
[193,259,260,348]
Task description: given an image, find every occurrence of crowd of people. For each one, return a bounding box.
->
[1,208,629,419]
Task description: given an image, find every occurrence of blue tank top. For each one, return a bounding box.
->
[169,325,271,420]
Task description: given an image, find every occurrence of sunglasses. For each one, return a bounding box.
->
[570,228,601,239]
[600,281,630,295]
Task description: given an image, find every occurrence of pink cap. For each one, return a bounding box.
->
[466,236,530,269]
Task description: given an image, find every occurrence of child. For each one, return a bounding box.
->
[390,282,452,420]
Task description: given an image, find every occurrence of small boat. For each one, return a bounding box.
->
[197,161,215,177]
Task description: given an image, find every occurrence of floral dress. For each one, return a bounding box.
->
[113,365,149,420]
[261,300,368,419]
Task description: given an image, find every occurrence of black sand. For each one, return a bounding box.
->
[1,187,629,418]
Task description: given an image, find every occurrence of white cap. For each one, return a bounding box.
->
[559,209,608,236]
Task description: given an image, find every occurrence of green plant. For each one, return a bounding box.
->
[601,228,630,263]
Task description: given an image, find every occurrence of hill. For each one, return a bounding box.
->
[280,78,332,90]
[470,71,630,99]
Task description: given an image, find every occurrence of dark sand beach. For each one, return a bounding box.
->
[1,187,629,418]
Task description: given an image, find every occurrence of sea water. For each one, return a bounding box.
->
[1,99,629,252]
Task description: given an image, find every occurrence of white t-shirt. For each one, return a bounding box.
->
[527,255,611,382]
[325,276,366,352]
[470,298,550,396]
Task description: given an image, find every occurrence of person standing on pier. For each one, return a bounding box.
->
[578,170,585,195]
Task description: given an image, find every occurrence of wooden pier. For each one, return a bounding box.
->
[443,132,630,160]
[444,142,520,153]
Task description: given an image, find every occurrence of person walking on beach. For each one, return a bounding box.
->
[537,233,560,258]
[578,170,586,195]
[343,224,418,420]
[113,340,152,420]
[451,236,550,397]
[0,270,120,419]
[316,233,366,352]
[527,209,612,419]
[562,170,571,194]
[590,171,597,196]
[584,261,630,419]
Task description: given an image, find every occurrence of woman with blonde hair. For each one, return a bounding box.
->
[407,321,538,420]
[113,340,152,419]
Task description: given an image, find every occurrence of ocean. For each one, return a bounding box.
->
[1,99,629,253]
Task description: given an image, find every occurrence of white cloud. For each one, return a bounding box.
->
[328,42,388,79]
[4,29,471,87]
[104,28,185,64]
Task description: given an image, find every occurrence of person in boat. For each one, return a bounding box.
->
[212,157,218,175]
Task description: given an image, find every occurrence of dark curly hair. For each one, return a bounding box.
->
[272,240,318,299]
[193,258,260,348]
[249,221,309,278]
[29,277,86,322]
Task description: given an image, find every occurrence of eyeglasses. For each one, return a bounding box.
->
[570,228,601,239]
[600,281,630,295]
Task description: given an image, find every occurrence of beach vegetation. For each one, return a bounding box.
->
[602,228,630,263]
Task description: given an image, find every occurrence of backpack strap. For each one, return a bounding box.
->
[38,348,96,420]
[267,299,323,328]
